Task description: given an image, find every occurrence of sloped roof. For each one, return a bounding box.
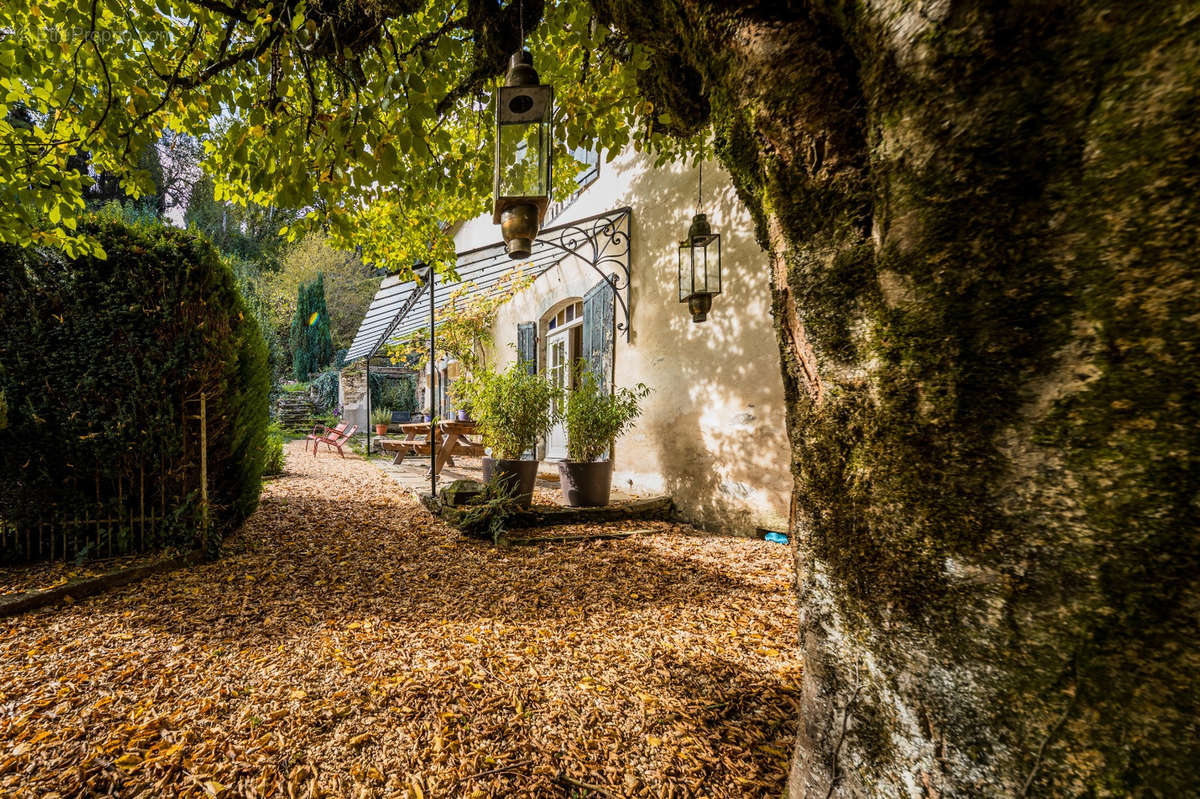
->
[345,206,631,362]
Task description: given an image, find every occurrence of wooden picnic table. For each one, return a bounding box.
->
[378,420,485,475]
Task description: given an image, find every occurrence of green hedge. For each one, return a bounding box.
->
[0,217,270,558]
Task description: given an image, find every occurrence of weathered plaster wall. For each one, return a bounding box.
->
[457,146,791,535]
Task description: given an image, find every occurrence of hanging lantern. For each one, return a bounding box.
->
[678,212,721,322]
[678,161,722,323]
[493,50,553,259]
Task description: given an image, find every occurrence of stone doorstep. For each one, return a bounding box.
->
[0,550,202,618]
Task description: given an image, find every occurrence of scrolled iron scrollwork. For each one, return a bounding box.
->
[538,208,632,340]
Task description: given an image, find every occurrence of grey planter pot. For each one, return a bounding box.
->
[481,457,538,509]
[557,460,613,507]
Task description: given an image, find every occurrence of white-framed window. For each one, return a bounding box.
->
[546,300,584,331]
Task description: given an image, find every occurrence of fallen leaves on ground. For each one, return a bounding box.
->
[0,551,167,597]
[0,440,802,797]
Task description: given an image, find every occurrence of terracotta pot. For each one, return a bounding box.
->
[557,460,613,507]
[375,424,388,435]
[481,457,538,509]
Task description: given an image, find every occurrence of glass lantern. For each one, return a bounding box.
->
[493,50,553,259]
[678,213,722,322]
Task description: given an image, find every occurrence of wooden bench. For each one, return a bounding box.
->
[379,421,484,473]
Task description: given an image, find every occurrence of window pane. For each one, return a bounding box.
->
[497,120,550,197]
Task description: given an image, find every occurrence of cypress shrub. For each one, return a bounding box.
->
[0,217,270,558]
[289,274,333,380]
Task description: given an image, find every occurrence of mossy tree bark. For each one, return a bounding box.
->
[592,0,1200,794]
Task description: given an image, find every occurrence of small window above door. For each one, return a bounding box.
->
[547,300,584,331]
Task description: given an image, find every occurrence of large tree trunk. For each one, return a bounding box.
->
[595,1,1200,794]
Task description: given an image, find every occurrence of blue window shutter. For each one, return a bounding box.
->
[517,322,537,374]
[582,278,615,393]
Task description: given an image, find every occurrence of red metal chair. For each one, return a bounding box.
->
[313,424,358,458]
[305,421,347,453]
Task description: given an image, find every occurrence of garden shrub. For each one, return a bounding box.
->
[0,216,270,559]
[262,422,286,476]
[310,368,340,410]
[378,374,416,413]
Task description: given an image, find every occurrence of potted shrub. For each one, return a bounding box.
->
[464,363,561,508]
[449,380,474,422]
[370,407,392,435]
[560,367,650,507]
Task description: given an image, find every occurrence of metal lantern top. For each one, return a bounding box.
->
[492,51,554,228]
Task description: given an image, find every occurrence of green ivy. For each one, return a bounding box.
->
[309,369,340,411]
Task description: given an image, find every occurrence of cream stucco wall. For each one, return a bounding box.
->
[455,147,790,535]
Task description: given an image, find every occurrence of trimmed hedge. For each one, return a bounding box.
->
[0,217,269,557]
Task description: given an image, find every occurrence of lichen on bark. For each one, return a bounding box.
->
[593,0,1200,794]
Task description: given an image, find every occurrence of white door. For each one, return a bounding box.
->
[544,329,570,459]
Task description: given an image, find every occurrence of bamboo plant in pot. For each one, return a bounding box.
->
[464,363,561,509]
[560,367,650,507]
[370,407,392,435]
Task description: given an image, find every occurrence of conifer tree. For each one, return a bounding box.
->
[289,274,334,380]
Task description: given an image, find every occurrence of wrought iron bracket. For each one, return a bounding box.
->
[535,207,632,340]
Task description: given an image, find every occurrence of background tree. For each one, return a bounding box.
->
[268,232,378,350]
[184,174,294,267]
[289,275,334,381]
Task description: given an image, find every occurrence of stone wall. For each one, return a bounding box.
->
[339,367,368,432]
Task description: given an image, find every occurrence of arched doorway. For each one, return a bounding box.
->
[540,298,583,459]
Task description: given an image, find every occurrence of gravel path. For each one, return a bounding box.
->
[0,440,801,797]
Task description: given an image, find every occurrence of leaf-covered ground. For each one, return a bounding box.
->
[0,441,802,797]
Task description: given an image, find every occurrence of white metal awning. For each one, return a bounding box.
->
[344,206,632,362]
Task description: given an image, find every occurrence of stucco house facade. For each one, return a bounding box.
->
[352,144,791,536]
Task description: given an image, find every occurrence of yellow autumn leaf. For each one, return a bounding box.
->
[289,689,307,700]
[114,752,141,771]
[204,780,226,796]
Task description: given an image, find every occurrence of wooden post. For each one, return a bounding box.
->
[428,266,437,498]
[139,462,146,551]
[160,451,166,521]
[116,472,122,557]
[200,392,208,555]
